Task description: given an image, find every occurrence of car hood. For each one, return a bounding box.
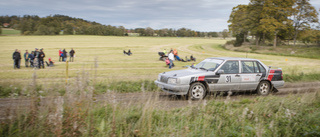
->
[160,68,210,78]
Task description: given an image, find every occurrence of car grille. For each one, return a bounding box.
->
[160,76,168,83]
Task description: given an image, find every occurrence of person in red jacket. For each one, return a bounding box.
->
[59,49,63,62]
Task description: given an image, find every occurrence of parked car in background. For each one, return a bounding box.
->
[155,57,284,100]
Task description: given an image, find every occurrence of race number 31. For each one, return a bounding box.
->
[226,75,231,83]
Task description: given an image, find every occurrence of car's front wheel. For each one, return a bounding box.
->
[188,82,207,100]
[257,81,270,96]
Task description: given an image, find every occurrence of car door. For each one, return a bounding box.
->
[213,61,241,91]
[240,61,262,90]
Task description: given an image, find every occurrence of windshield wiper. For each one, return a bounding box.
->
[199,67,207,70]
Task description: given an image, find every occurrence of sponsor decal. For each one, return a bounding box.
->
[241,75,256,82]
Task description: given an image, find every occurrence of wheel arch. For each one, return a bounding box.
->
[259,79,274,90]
[189,81,210,92]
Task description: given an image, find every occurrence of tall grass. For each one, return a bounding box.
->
[0,66,320,136]
[1,83,319,136]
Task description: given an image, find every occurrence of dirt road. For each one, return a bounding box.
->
[0,82,319,121]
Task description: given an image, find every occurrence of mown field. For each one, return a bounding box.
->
[1,36,320,85]
[0,36,320,136]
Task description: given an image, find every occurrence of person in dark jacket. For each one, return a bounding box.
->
[63,49,67,62]
[29,51,35,67]
[34,48,40,68]
[38,48,45,69]
[69,48,75,62]
[12,49,21,69]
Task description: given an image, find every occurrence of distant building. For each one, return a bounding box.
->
[3,23,10,28]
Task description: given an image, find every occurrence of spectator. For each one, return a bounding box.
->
[127,49,132,56]
[163,49,167,55]
[190,55,196,62]
[18,50,22,68]
[38,48,45,69]
[24,50,29,67]
[45,57,54,67]
[12,49,21,69]
[173,49,178,57]
[34,48,40,68]
[69,48,75,62]
[63,49,67,62]
[168,50,175,69]
[29,51,35,67]
[59,49,63,62]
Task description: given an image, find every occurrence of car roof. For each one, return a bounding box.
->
[207,57,258,61]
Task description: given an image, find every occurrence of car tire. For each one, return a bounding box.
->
[188,82,207,100]
[256,81,270,96]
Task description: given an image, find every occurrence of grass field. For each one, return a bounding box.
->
[1,36,320,136]
[1,35,320,87]
[1,28,21,35]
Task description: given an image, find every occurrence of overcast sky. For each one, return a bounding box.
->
[1,0,320,32]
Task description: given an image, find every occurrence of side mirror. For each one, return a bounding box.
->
[216,70,224,75]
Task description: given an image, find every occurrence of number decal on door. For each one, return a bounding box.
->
[226,76,231,83]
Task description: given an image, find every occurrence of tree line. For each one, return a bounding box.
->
[0,15,222,38]
[228,0,320,47]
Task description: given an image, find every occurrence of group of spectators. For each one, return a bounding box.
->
[12,48,76,69]
[163,48,196,69]
[59,48,75,62]
[12,48,47,69]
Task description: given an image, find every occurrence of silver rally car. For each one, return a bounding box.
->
[155,57,284,100]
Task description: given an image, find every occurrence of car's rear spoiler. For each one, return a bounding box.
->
[268,66,282,70]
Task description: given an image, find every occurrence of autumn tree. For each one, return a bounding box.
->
[260,0,295,48]
[291,0,318,46]
[228,5,249,45]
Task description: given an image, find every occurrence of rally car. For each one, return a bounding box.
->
[155,57,284,100]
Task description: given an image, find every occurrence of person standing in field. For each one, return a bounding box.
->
[63,49,67,62]
[12,49,21,69]
[69,48,75,62]
[38,48,45,69]
[29,51,35,67]
[59,49,63,62]
[24,50,29,67]
[168,50,175,69]
[34,48,40,68]
[18,50,22,68]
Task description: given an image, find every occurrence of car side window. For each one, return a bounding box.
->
[258,62,266,74]
[219,61,239,74]
[253,61,260,73]
[241,61,255,73]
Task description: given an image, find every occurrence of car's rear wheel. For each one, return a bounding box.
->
[188,82,207,100]
[257,81,270,96]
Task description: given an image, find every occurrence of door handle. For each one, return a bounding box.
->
[256,74,261,76]
[235,74,240,77]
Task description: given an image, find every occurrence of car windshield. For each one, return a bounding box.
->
[193,59,223,71]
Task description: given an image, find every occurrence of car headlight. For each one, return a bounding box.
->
[158,75,161,81]
[168,78,179,84]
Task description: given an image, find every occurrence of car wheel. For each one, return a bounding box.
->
[188,82,207,100]
[257,81,270,96]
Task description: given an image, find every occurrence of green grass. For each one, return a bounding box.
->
[0,88,319,136]
[1,28,21,35]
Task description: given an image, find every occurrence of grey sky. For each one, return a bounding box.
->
[1,0,320,31]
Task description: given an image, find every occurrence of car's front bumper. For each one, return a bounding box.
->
[154,80,189,95]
